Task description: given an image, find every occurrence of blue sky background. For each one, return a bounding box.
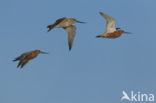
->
[0,0,156,103]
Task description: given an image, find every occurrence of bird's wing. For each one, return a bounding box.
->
[56,17,66,23]
[63,25,76,50]
[20,59,31,68]
[17,60,23,68]
[53,17,66,26]
[99,12,116,33]
[20,51,33,59]
[13,51,32,61]
[16,55,29,68]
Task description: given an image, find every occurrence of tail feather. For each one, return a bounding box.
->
[47,24,55,32]
[96,35,101,38]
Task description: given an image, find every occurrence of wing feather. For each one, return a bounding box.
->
[99,12,116,33]
[63,25,76,50]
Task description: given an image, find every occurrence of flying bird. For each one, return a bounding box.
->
[96,12,130,38]
[47,17,85,50]
[13,50,48,68]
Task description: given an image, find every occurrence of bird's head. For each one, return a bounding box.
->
[35,50,48,55]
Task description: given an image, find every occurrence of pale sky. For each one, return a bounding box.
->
[0,0,156,103]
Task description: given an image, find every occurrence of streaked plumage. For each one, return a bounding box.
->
[13,50,48,68]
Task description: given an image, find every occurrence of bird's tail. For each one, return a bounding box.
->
[96,35,102,38]
[47,24,55,32]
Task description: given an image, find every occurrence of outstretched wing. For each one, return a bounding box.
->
[99,12,116,33]
[63,25,76,50]
[13,51,32,61]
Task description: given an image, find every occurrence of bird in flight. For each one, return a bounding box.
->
[13,50,48,68]
[96,12,130,38]
[47,17,85,50]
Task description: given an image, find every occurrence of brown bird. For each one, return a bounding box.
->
[96,12,130,38]
[13,50,48,68]
[47,17,85,50]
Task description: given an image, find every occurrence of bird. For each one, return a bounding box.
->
[96,12,130,38]
[47,17,85,50]
[13,50,48,68]
[121,91,131,101]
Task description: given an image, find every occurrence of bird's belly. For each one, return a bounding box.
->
[106,32,122,38]
[27,54,38,60]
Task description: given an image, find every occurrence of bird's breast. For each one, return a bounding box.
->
[28,53,38,59]
[106,31,123,38]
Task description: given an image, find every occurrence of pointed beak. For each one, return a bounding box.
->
[124,32,131,34]
[76,20,86,23]
[40,51,48,54]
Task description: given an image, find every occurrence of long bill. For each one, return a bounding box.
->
[124,31,131,34]
[40,51,49,54]
[76,20,86,23]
